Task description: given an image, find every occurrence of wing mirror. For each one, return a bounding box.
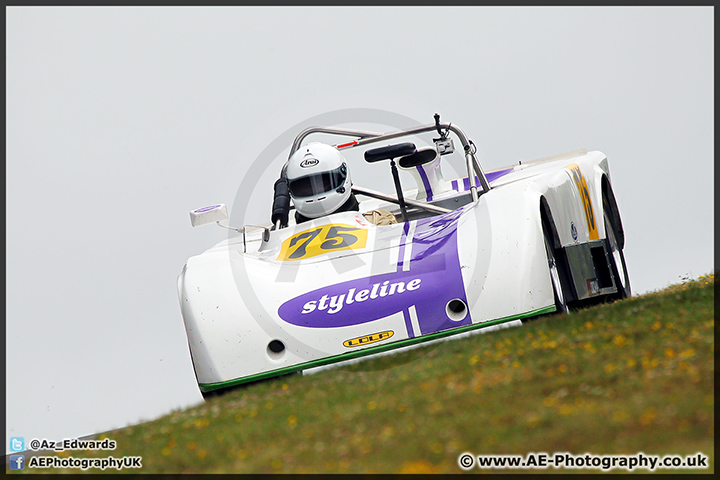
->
[189,203,228,227]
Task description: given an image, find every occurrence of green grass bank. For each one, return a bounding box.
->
[17,274,714,474]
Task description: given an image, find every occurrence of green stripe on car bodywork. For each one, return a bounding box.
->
[199,305,556,392]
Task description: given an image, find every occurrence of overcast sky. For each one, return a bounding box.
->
[6,6,713,452]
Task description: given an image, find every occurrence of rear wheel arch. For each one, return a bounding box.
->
[539,196,561,250]
[600,176,631,300]
[601,175,625,250]
[539,196,575,308]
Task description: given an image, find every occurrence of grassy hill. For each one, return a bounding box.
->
[17,274,714,474]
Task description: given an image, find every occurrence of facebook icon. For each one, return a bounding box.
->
[9,454,25,470]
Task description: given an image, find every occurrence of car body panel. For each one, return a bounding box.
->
[178,124,627,393]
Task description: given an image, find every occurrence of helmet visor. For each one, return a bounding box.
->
[288,165,347,198]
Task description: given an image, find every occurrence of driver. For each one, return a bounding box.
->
[284,142,359,224]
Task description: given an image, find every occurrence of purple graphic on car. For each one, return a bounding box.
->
[277,208,472,337]
[193,204,222,213]
[416,165,434,201]
[450,168,514,192]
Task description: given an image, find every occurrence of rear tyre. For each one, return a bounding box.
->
[542,218,569,314]
[603,197,631,300]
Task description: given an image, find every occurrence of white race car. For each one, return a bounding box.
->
[178,115,631,398]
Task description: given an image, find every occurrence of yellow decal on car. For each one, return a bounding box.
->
[343,330,395,348]
[277,224,368,261]
[566,163,599,240]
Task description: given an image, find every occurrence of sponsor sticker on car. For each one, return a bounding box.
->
[343,330,395,348]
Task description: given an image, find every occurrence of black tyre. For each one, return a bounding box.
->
[603,197,631,300]
[542,217,570,314]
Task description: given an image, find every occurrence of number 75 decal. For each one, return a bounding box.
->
[277,224,369,261]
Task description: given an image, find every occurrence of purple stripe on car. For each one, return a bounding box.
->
[416,165,433,201]
[451,168,515,192]
[403,308,415,338]
[485,167,514,183]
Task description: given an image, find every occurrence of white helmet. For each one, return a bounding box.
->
[284,142,352,219]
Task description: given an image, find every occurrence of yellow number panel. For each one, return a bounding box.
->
[277,224,369,261]
[566,163,599,240]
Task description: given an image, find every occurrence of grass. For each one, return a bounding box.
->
[16,274,714,474]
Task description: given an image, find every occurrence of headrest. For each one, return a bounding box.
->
[398,147,439,169]
[364,142,417,163]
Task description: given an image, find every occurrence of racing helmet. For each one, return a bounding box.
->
[284,142,352,219]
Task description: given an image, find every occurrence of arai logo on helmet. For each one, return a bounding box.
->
[299,157,319,168]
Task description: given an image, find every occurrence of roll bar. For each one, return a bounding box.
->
[288,122,491,201]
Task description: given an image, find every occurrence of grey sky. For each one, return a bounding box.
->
[6,7,713,452]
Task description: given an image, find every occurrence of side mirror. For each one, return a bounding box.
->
[190,203,228,227]
[364,142,416,163]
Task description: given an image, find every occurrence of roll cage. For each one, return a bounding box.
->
[275,118,492,230]
[291,122,490,195]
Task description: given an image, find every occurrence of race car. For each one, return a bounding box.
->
[177,114,631,398]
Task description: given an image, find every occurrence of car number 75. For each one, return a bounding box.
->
[277,224,369,261]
